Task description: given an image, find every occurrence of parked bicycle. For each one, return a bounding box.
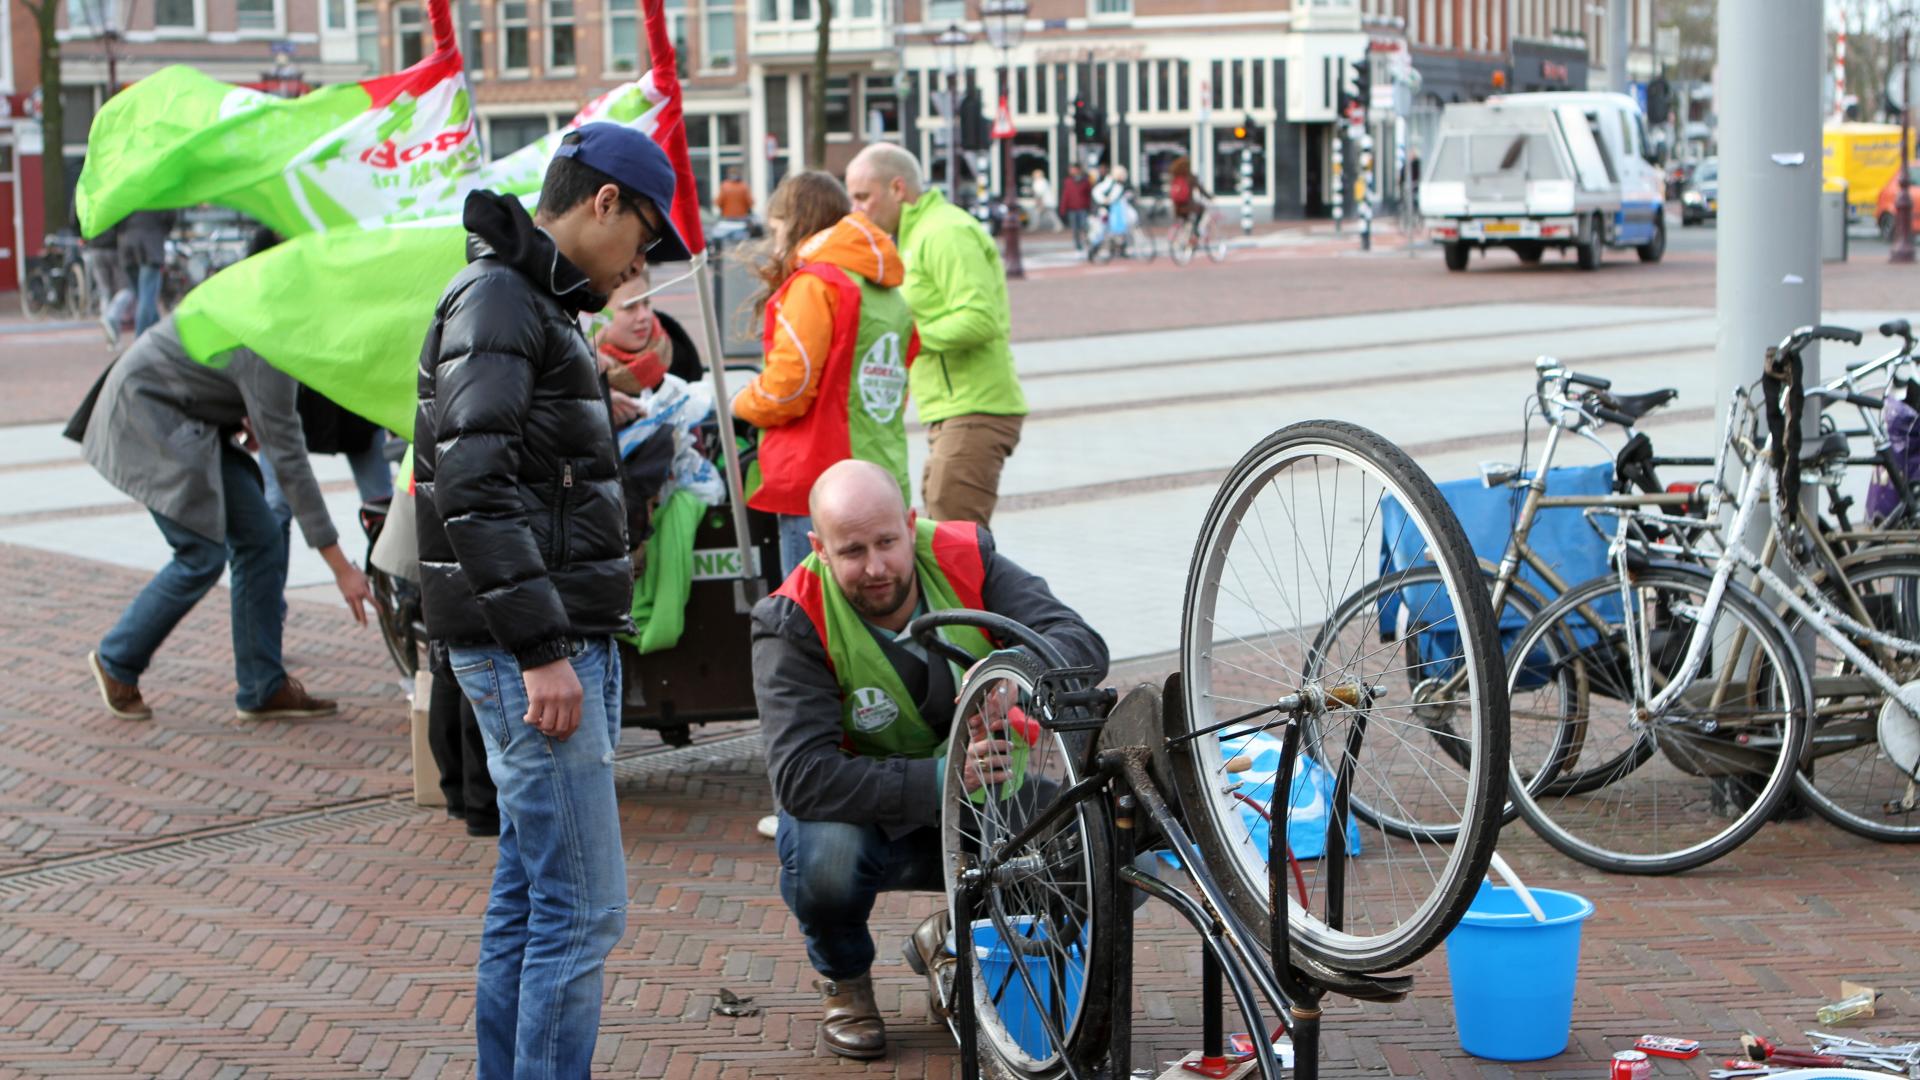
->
[1085,201,1157,264]
[20,234,91,320]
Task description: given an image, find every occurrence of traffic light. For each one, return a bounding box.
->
[960,86,988,151]
[1645,76,1671,125]
[1071,96,1107,143]
[1351,58,1371,121]
[1233,113,1251,141]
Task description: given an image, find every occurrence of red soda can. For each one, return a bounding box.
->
[1610,1050,1652,1079]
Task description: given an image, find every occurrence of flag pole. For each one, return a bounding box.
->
[693,250,764,603]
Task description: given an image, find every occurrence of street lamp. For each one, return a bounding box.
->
[1894,17,1915,264]
[982,0,1028,277]
[935,24,971,206]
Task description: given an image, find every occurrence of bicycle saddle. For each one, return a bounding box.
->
[1799,429,1852,463]
[1598,388,1678,420]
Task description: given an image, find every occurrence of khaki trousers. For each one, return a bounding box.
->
[923,413,1025,527]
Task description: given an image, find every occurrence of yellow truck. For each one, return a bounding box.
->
[1824,123,1918,220]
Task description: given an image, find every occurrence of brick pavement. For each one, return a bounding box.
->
[3,542,1919,1078]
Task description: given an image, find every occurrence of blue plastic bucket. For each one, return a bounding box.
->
[970,918,1087,1061]
[1444,882,1595,1060]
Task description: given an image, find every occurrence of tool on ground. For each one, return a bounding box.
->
[1636,1034,1701,1059]
[1743,1033,1849,1067]
[1804,1031,1920,1074]
[1709,1067,1786,1079]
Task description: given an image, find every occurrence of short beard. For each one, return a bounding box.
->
[846,576,913,621]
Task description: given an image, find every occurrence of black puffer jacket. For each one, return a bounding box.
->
[413,190,633,667]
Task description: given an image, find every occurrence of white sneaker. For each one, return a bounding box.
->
[755,814,778,840]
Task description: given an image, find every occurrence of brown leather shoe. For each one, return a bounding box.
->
[87,650,152,721]
[817,972,886,1059]
[236,676,337,722]
[902,911,954,1021]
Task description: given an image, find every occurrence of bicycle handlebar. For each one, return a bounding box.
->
[907,610,1070,671]
[1585,399,1638,428]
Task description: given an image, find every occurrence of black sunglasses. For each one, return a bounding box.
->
[619,192,666,257]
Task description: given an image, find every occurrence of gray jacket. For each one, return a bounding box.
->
[751,526,1107,834]
[82,317,338,549]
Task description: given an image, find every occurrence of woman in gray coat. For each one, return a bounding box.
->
[79,314,372,721]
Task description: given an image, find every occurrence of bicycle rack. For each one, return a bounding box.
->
[947,674,1412,1080]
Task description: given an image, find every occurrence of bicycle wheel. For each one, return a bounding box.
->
[1788,550,1920,841]
[1506,565,1810,874]
[20,267,48,319]
[1168,222,1196,266]
[1171,421,1508,974]
[1138,227,1158,264]
[63,258,93,320]
[1204,215,1229,263]
[1308,564,1547,840]
[941,650,1114,1079]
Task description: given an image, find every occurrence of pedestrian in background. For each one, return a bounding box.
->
[1060,164,1093,251]
[716,166,754,222]
[845,143,1028,527]
[119,209,176,338]
[732,170,913,578]
[76,315,371,724]
[83,223,132,348]
[413,123,690,1079]
[1029,169,1059,232]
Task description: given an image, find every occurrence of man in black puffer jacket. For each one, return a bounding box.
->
[413,123,691,1080]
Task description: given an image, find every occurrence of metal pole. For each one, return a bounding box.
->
[948,66,962,202]
[1894,23,1915,264]
[1359,127,1373,251]
[693,252,764,607]
[1607,0,1630,95]
[1331,130,1344,232]
[1240,145,1253,236]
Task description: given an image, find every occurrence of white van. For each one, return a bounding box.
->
[1418,91,1667,271]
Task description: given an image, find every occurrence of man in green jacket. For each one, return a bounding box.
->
[847,144,1029,526]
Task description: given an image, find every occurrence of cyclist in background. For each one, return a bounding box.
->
[1090,164,1136,259]
[1168,155,1212,244]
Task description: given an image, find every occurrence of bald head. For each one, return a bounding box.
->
[810,459,910,528]
[846,144,924,236]
[808,460,920,625]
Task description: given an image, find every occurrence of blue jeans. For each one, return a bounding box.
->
[775,814,944,980]
[96,444,291,709]
[135,264,163,337]
[449,638,627,1080]
[776,513,814,579]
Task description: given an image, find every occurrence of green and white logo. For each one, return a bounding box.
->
[850,687,900,733]
[857,331,907,423]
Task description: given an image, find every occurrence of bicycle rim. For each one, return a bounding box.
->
[1174,421,1506,973]
[942,652,1113,1078]
[1507,567,1809,874]
[1789,552,1920,841]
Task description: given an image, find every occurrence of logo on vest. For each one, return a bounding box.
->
[857,332,907,423]
[850,687,900,733]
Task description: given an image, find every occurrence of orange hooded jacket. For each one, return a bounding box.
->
[732,212,906,430]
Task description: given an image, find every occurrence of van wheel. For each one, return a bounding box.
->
[1512,241,1544,264]
[1881,212,1897,243]
[1443,242,1470,271]
[1637,216,1666,263]
[1576,216,1604,270]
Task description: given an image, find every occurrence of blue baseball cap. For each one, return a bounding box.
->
[554,122,693,263]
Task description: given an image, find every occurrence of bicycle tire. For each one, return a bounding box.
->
[1505,565,1811,874]
[1170,420,1507,974]
[21,270,48,319]
[1786,549,1920,842]
[1138,228,1158,264]
[64,258,93,320]
[368,563,425,679]
[941,650,1115,1079]
[1308,563,1547,840]
[1205,216,1229,263]
[1168,222,1196,266]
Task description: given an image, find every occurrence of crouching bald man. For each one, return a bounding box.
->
[749,459,1107,1059]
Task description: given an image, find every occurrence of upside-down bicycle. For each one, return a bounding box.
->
[913,420,1510,1080]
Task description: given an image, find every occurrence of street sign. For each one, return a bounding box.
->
[991,95,1015,139]
[1369,82,1395,113]
[1343,99,1366,127]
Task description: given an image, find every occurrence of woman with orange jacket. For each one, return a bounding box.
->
[733,171,916,577]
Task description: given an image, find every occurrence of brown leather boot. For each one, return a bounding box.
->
[817,972,886,1059]
[902,911,954,1021]
[87,650,152,721]
[236,676,337,722]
